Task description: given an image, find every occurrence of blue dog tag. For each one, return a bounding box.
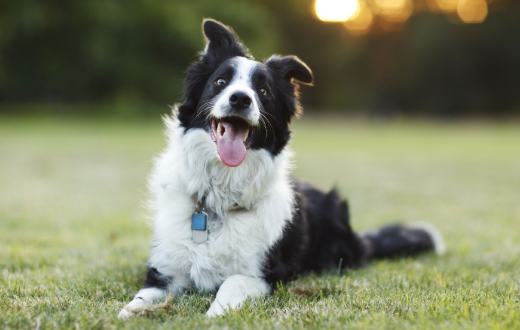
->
[191,212,207,230]
[191,211,208,243]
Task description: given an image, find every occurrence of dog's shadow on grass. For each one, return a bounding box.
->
[271,271,353,304]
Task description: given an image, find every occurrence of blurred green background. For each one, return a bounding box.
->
[1,0,519,118]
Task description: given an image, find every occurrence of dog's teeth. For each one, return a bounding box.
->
[243,130,249,142]
[217,122,222,136]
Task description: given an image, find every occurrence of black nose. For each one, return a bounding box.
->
[229,92,252,110]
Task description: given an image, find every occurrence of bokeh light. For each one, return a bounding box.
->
[317,0,492,34]
[457,0,488,23]
[315,0,359,22]
[344,2,374,34]
[374,0,414,22]
[435,0,460,12]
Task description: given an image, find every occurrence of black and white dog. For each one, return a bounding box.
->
[118,19,444,319]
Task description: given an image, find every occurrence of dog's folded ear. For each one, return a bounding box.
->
[202,19,249,61]
[266,55,313,85]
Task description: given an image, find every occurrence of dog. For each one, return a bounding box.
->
[118,19,444,319]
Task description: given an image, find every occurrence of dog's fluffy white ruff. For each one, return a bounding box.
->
[119,112,294,318]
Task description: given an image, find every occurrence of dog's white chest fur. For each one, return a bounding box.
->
[146,117,294,292]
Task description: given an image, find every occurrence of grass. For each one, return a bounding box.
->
[0,115,519,329]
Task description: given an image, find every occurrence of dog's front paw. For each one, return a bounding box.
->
[118,299,148,320]
[206,302,227,318]
[118,306,136,320]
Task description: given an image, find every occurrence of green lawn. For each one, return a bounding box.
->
[1,116,519,329]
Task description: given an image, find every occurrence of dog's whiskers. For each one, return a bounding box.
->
[260,112,275,139]
[192,100,215,123]
[258,116,268,145]
[261,111,276,120]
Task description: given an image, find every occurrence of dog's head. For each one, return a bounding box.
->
[178,19,312,167]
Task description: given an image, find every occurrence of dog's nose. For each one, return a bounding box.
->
[229,92,252,110]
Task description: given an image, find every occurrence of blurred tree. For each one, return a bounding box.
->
[0,0,280,115]
[0,0,519,117]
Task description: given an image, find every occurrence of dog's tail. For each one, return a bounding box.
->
[361,223,445,261]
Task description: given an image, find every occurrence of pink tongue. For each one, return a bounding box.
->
[217,122,247,167]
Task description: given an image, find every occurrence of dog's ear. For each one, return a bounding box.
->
[266,55,313,85]
[202,19,248,60]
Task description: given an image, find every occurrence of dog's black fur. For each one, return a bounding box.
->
[263,180,437,288]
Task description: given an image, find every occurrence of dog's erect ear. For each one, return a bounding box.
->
[266,55,313,85]
[202,19,249,60]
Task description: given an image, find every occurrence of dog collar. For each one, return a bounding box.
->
[192,198,208,244]
[191,196,250,243]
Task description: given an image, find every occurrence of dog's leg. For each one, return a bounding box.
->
[118,267,179,319]
[206,275,271,317]
[118,287,167,319]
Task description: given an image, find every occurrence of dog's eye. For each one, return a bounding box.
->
[216,78,226,86]
[260,88,268,96]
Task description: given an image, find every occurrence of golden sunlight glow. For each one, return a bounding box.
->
[435,0,460,12]
[374,0,407,13]
[315,0,359,22]
[457,0,488,23]
[344,2,374,34]
[374,0,413,22]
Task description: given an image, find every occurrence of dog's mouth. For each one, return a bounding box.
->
[211,117,255,167]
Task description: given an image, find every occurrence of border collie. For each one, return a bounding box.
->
[118,19,444,319]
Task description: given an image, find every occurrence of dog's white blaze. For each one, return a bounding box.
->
[211,57,260,125]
